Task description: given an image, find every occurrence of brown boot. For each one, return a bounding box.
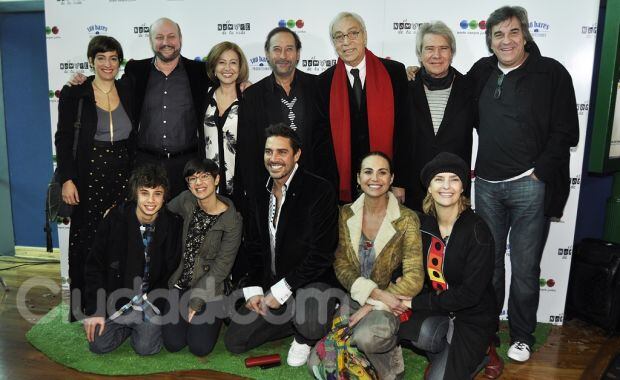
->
[483,344,504,379]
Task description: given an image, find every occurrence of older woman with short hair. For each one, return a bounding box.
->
[407,21,475,211]
[202,41,249,198]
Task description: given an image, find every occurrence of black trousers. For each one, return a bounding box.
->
[69,141,130,321]
[161,289,224,357]
[224,282,341,354]
[399,310,493,380]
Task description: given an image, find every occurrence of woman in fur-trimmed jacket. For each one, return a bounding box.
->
[308,151,424,380]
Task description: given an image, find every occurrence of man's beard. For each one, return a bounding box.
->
[155,46,181,63]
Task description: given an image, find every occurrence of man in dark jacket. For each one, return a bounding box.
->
[82,163,182,355]
[224,124,340,367]
[235,27,337,204]
[126,17,211,197]
[470,6,579,362]
[317,11,411,204]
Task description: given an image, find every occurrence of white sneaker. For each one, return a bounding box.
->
[507,341,531,362]
[286,338,312,367]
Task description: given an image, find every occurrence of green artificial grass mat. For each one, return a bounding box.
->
[26,304,551,379]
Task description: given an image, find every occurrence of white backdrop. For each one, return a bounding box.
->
[44,0,599,325]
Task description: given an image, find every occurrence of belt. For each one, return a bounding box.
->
[138,146,197,159]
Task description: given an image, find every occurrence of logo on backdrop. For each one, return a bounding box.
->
[278,19,305,32]
[86,24,109,36]
[218,21,251,35]
[249,56,270,72]
[392,20,424,35]
[570,175,581,189]
[457,19,486,35]
[529,21,550,38]
[55,0,87,5]
[133,24,150,38]
[49,89,62,102]
[302,57,336,73]
[557,246,573,260]
[46,26,61,39]
[540,278,556,291]
[59,60,89,73]
[549,314,563,323]
[581,23,597,36]
[576,102,590,115]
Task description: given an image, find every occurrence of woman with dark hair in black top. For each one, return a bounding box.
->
[55,35,135,321]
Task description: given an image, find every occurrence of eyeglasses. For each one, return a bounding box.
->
[494,73,505,99]
[185,173,212,185]
[332,30,361,43]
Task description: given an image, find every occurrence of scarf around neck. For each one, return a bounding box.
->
[329,48,394,202]
[420,66,455,91]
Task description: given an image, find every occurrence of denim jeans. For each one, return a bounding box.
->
[89,309,162,356]
[475,176,549,346]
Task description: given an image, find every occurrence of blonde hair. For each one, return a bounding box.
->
[206,41,249,84]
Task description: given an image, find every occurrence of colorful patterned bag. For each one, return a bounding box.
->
[310,315,378,380]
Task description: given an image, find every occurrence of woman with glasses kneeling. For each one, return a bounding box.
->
[308,151,424,379]
[162,158,242,356]
[398,152,501,379]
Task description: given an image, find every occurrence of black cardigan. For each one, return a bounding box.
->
[84,202,182,317]
[55,75,136,187]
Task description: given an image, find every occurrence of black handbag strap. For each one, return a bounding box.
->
[71,98,84,159]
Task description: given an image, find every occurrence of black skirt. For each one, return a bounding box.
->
[69,140,130,321]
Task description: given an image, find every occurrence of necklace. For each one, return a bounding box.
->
[92,80,115,143]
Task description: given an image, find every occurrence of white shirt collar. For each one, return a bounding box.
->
[265,163,299,195]
[345,55,367,87]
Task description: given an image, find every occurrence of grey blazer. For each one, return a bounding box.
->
[167,191,242,310]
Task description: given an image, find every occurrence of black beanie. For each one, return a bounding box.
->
[420,152,470,189]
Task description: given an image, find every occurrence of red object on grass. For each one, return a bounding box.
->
[244,354,281,368]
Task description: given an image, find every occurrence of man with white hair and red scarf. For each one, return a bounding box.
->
[317,11,411,204]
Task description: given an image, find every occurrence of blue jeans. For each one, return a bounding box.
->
[90,309,162,355]
[475,176,549,346]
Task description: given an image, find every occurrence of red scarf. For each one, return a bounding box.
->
[329,49,394,201]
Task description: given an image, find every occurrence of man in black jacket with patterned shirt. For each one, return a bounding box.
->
[235,27,338,204]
